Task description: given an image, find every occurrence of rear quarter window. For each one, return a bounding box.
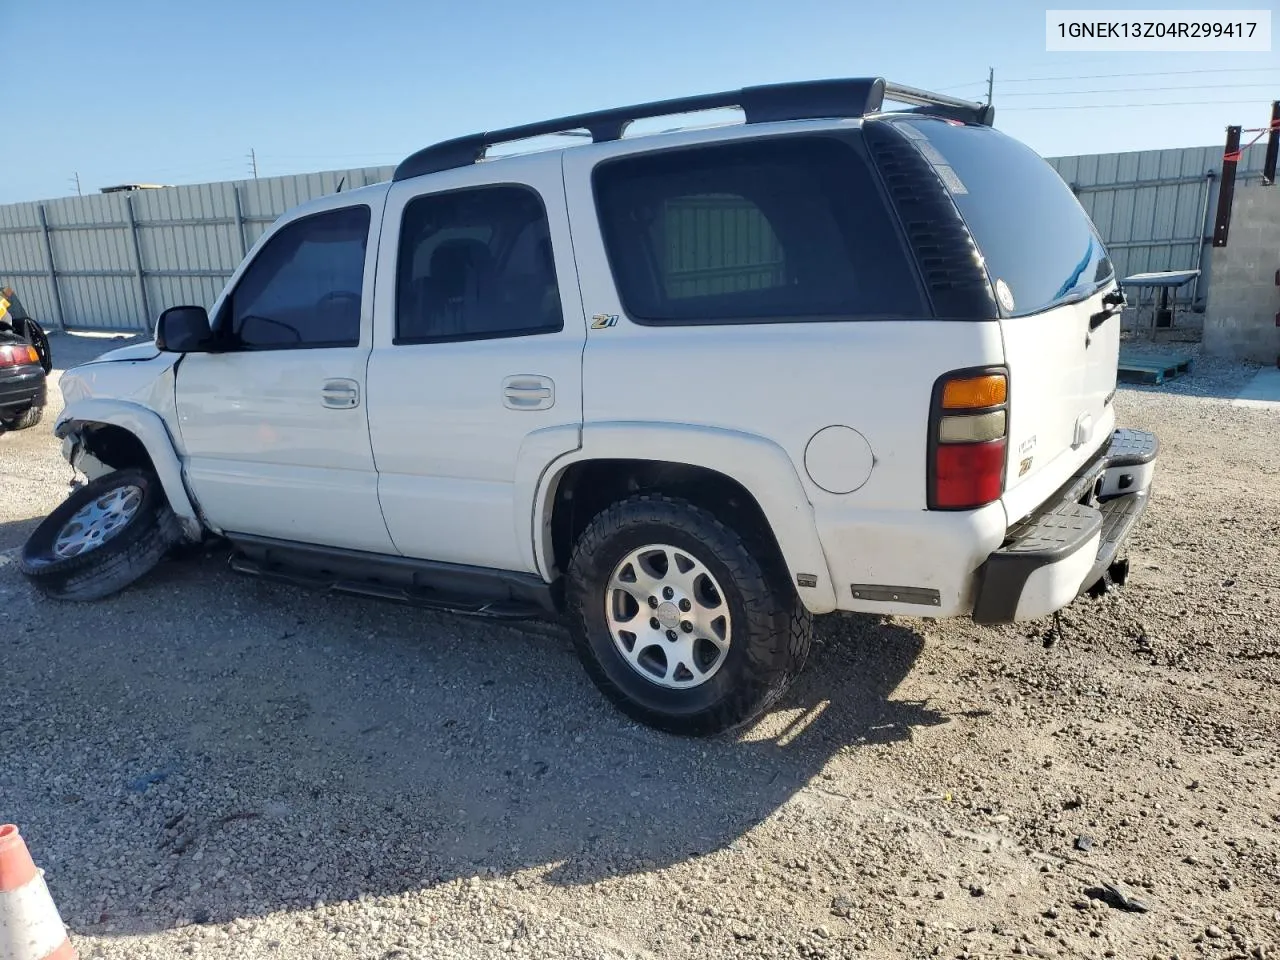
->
[895,119,1113,317]
[592,135,927,324]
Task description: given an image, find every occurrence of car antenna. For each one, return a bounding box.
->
[335,176,345,193]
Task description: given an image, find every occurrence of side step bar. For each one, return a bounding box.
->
[224,533,561,621]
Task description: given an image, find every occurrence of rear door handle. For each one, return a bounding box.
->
[321,378,360,409]
[502,375,554,411]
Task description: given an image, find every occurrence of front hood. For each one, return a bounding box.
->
[88,339,161,363]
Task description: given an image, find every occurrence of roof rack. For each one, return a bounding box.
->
[392,77,994,181]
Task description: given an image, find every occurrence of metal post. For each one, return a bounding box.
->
[1191,170,1214,307]
[230,182,248,259]
[1212,125,1241,248]
[36,205,65,331]
[1263,100,1279,186]
[123,194,152,330]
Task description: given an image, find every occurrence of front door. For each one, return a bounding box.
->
[174,199,396,554]
[366,155,585,573]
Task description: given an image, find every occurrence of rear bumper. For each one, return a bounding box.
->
[972,428,1158,624]
[0,364,47,415]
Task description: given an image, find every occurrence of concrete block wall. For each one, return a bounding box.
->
[1203,182,1280,364]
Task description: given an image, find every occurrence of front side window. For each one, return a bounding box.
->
[592,135,926,324]
[226,205,370,349]
[395,186,563,343]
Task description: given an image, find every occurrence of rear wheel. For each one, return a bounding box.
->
[566,494,811,736]
[2,404,42,431]
[20,467,182,601]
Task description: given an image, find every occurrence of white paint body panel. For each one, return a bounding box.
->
[366,154,586,572]
[999,291,1120,524]
[172,185,396,553]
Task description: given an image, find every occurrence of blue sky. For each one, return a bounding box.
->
[4,0,1277,204]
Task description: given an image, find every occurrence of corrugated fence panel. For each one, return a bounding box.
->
[45,193,142,328]
[0,200,58,324]
[133,181,244,323]
[1048,141,1270,307]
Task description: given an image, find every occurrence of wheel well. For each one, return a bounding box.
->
[78,423,157,474]
[549,459,788,579]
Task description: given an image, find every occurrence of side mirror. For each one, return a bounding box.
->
[156,305,214,353]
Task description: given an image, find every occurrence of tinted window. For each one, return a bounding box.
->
[896,118,1114,317]
[593,136,925,323]
[228,206,370,349]
[396,186,562,343]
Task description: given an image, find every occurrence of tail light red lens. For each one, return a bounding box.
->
[0,343,40,367]
[933,439,1007,508]
[929,368,1009,510]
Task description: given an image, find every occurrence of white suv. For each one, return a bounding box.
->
[22,78,1158,735]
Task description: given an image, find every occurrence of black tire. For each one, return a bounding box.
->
[2,404,42,431]
[566,494,812,736]
[20,468,182,601]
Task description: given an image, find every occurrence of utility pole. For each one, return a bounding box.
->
[69,172,82,197]
[986,67,994,106]
[247,148,259,179]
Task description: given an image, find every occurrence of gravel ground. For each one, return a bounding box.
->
[1,334,1278,960]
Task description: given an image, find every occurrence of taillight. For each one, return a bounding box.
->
[0,343,40,367]
[929,369,1009,510]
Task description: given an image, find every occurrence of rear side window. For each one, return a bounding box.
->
[593,136,926,324]
[895,119,1114,317]
[395,185,563,343]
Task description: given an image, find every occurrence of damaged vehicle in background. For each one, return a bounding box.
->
[0,286,52,431]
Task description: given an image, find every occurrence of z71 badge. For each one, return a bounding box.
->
[590,314,619,329]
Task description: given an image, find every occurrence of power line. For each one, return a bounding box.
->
[1002,82,1280,98]
[1000,66,1280,84]
[1003,99,1270,111]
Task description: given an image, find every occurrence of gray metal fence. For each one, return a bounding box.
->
[1048,141,1271,310]
[0,139,1272,332]
[0,166,393,331]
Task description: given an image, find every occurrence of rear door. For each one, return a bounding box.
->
[893,119,1120,520]
[365,154,586,574]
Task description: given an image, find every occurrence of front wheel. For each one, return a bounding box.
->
[566,494,811,736]
[20,467,182,601]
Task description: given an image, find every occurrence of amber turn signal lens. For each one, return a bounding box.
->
[942,374,1007,410]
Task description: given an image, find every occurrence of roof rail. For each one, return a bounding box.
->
[392,77,993,181]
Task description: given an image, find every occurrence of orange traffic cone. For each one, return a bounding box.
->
[0,824,77,959]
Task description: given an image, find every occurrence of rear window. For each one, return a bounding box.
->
[895,119,1113,317]
[593,136,926,324]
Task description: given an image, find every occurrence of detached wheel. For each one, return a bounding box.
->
[21,467,182,601]
[2,404,42,431]
[566,494,811,736]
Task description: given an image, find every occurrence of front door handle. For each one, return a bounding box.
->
[321,378,360,409]
[502,375,554,411]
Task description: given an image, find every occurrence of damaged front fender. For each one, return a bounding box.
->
[55,400,205,541]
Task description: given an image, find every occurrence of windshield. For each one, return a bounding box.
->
[895,118,1114,317]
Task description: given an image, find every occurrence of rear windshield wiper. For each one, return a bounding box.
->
[1089,288,1125,330]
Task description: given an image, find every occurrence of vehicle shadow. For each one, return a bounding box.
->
[0,535,947,935]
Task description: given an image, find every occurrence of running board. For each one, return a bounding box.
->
[224,533,560,621]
